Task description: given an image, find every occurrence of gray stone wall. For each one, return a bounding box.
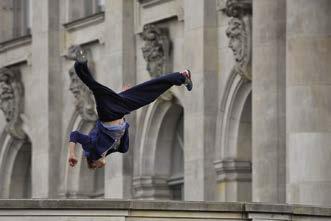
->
[1,200,331,221]
[0,0,331,209]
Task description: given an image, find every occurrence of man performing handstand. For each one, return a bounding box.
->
[67,46,193,169]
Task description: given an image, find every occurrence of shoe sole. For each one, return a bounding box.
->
[186,69,193,91]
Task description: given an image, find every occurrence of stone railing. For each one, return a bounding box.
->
[0,200,331,220]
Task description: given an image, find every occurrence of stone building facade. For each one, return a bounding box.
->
[0,0,331,208]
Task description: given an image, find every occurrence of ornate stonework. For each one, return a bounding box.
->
[141,24,171,78]
[224,0,252,80]
[68,67,97,122]
[0,68,26,139]
[222,0,252,18]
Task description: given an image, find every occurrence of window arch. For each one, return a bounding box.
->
[134,95,185,200]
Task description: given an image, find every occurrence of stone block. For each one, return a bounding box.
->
[286,85,331,132]
[287,37,331,86]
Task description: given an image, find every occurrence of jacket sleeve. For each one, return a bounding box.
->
[117,126,130,153]
[69,131,91,146]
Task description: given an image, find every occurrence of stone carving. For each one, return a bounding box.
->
[141,24,171,78]
[224,0,252,80]
[222,0,252,18]
[68,67,97,122]
[0,68,26,139]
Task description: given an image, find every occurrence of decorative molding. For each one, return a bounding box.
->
[224,0,252,81]
[134,0,180,33]
[138,0,172,8]
[214,159,251,182]
[0,35,32,53]
[63,12,105,32]
[140,24,171,78]
[0,68,26,140]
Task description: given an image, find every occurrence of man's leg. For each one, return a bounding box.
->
[119,72,186,112]
[74,62,188,121]
[74,61,129,121]
[74,62,119,96]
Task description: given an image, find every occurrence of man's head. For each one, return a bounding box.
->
[69,68,84,100]
[0,68,18,122]
[226,18,246,63]
[86,157,106,169]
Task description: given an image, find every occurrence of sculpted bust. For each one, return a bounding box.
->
[0,68,26,139]
[141,24,170,78]
[68,67,97,122]
[226,18,246,64]
[224,0,252,80]
[66,45,97,122]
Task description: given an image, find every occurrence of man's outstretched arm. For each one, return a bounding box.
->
[68,131,91,167]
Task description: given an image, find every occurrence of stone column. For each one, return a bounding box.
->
[286,0,331,206]
[183,0,218,200]
[252,0,286,203]
[30,0,62,198]
[103,0,135,199]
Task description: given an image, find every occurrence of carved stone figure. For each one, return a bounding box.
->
[224,0,252,80]
[141,24,171,78]
[0,68,26,139]
[68,67,97,122]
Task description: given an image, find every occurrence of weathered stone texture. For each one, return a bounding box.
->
[0,0,331,213]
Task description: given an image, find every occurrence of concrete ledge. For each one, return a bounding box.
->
[0,200,243,211]
[0,200,331,217]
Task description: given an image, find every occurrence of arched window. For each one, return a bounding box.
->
[9,141,32,198]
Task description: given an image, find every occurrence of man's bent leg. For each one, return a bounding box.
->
[119,72,186,112]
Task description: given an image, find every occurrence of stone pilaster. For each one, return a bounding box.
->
[30,0,62,198]
[103,0,135,199]
[286,0,331,206]
[183,0,218,201]
[214,0,252,202]
[252,0,286,203]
